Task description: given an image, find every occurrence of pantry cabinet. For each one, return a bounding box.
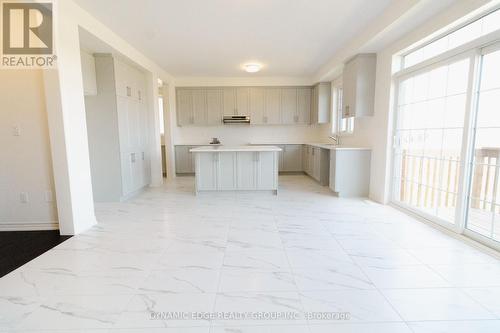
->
[84,55,151,202]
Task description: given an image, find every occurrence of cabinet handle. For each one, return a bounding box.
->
[126,86,131,97]
[131,152,136,163]
[138,90,141,101]
[142,152,145,160]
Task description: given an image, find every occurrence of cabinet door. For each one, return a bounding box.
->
[223,88,236,115]
[116,96,130,151]
[297,88,311,124]
[217,152,236,190]
[313,148,321,181]
[278,145,285,172]
[128,99,141,148]
[264,88,281,124]
[249,87,265,124]
[192,89,207,125]
[303,146,309,174]
[175,146,191,174]
[141,150,151,186]
[310,86,318,124]
[342,58,357,118]
[236,88,250,115]
[257,152,277,190]
[283,145,303,172]
[281,88,297,124]
[177,89,193,126]
[196,153,217,190]
[206,88,223,125]
[114,60,129,97]
[317,83,331,124]
[236,152,256,189]
[121,152,133,195]
[138,101,149,148]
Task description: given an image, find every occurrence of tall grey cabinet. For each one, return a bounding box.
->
[83,54,151,202]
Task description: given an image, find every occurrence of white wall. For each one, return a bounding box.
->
[0,70,58,230]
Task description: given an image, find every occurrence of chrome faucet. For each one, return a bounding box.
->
[329,135,341,146]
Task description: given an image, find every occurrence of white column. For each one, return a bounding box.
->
[43,7,96,235]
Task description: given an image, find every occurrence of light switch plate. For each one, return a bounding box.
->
[12,126,20,136]
[20,192,29,203]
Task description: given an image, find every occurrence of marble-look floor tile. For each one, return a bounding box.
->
[213,292,305,326]
[116,293,216,328]
[223,250,290,271]
[218,269,296,292]
[2,175,499,331]
[309,322,412,333]
[462,287,500,316]
[382,288,496,321]
[138,267,220,293]
[360,265,451,289]
[292,264,374,291]
[407,320,500,333]
[299,290,402,323]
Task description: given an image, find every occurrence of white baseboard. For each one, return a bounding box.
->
[0,221,59,231]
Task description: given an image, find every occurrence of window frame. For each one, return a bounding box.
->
[390,22,500,250]
[331,81,354,136]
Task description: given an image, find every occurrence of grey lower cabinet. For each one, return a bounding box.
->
[303,145,330,186]
[194,151,278,192]
[281,145,303,172]
[329,149,371,197]
[175,145,197,174]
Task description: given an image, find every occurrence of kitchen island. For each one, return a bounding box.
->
[189,146,282,194]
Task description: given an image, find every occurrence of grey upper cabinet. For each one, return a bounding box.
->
[177,89,194,126]
[342,53,376,118]
[297,88,311,124]
[264,88,281,124]
[236,87,250,115]
[311,82,331,124]
[223,88,237,115]
[206,88,223,125]
[192,89,207,125]
[249,87,265,125]
[177,86,312,126]
[281,88,297,124]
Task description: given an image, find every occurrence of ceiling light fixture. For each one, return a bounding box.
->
[244,63,261,73]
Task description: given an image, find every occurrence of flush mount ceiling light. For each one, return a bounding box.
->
[244,63,262,73]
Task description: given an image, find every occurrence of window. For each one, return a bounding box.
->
[392,8,500,249]
[333,86,354,135]
[403,9,500,68]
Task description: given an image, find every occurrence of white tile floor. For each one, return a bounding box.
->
[1,175,500,332]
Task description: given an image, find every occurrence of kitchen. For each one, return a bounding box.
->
[172,54,374,196]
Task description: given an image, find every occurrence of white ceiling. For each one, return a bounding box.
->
[74,0,394,77]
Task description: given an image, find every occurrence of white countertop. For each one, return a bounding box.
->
[190,145,282,153]
[250,142,371,150]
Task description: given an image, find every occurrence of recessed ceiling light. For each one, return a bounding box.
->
[244,63,261,73]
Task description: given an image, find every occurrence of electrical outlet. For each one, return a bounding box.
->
[20,192,29,203]
[12,125,20,136]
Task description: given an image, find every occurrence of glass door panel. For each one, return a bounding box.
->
[466,47,500,241]
[393,58,470,224]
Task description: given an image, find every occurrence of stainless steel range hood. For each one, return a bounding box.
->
[223,115,250,124]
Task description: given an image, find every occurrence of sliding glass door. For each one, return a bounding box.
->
[465,44,500,242]
[392,56,471,227]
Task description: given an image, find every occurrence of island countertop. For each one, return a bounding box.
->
[190,145,282,153]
